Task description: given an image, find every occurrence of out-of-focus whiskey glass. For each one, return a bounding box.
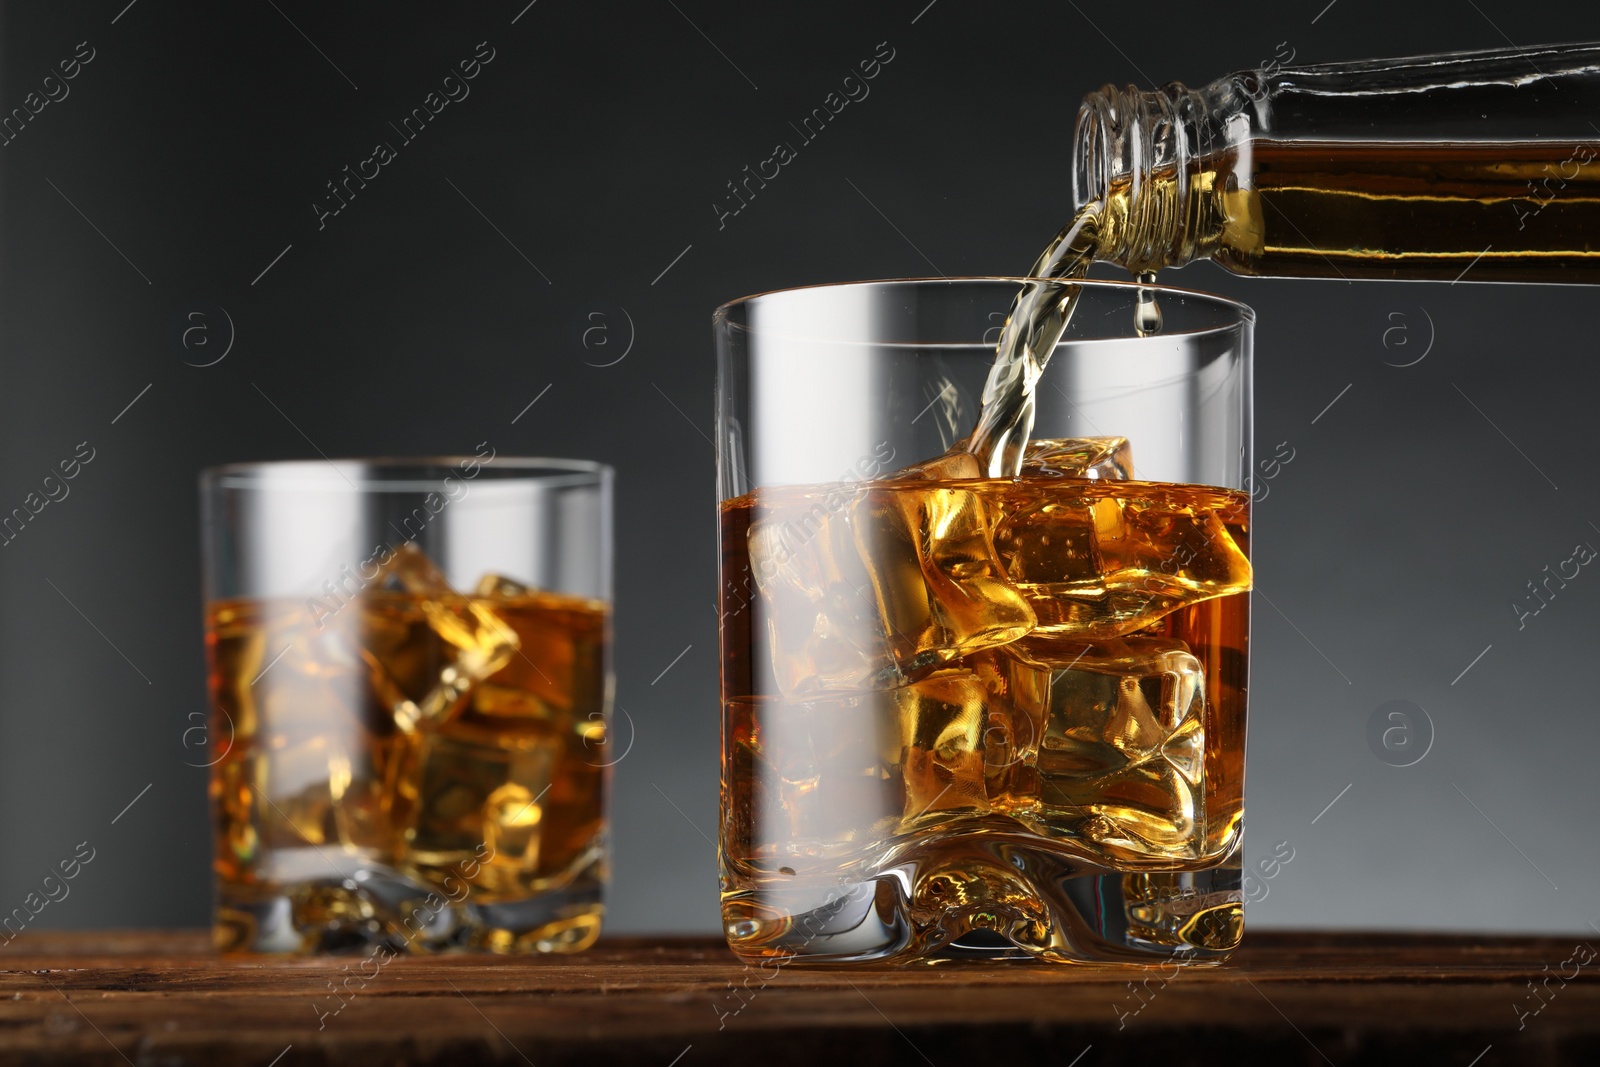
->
[715,279,1252,965]
[201,456,612,954]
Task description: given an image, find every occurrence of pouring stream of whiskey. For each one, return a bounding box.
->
[964,202,1103,478]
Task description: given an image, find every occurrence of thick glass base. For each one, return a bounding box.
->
[216,847,604,955]
[722,839,1241,966]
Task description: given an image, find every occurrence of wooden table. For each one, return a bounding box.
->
[1,931,1595,1064]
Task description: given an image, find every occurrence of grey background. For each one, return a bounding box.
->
[2,0,1596,938]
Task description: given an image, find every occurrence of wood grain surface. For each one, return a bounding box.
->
[0,930,1595,1065]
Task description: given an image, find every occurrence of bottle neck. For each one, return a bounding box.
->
[1072,83,1220,273]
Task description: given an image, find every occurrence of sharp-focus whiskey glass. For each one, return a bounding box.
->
[202,457,612,954]
[716,279,1253,964]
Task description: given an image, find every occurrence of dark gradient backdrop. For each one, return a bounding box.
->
[3,0,1598,937]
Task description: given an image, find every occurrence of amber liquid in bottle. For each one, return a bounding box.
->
[1201,139,1600,282]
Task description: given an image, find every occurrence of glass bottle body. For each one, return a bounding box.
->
[1076,42,1600,282]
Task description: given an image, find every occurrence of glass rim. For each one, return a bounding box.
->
[201,456,612,493]
[713,275,1257,336]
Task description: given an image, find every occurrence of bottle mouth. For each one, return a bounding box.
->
[1072,83,1205,272]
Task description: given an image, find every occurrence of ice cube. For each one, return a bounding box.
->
[965,650,1050,817]
[470,592,608,717]
[897,668,991,820]
[1038,643,1197,775]
[748,482,1035,698]
[483,781,543,862]
[257,659,346,742]
[374,542,456,596]
[890,450,983,482]
[470,682,557,720]
[363,594,521,735]
[421,599,521,678]
[747,491,891,695]
[995,482,1250,646]
[855,486,1036,677]
[896,438,1130,483]
[474,573,529,599]
[401,720,561,879]
[359,598,446,708]
[245,606,399,854]
[725,693,905,874]
[409,601,521,726]
[1020,436,1134,481]
[255,717,396,855]
[1024,638,1210,861]
[358,644,423,733]
[366,545,522,729]
[726,656,1053,876]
